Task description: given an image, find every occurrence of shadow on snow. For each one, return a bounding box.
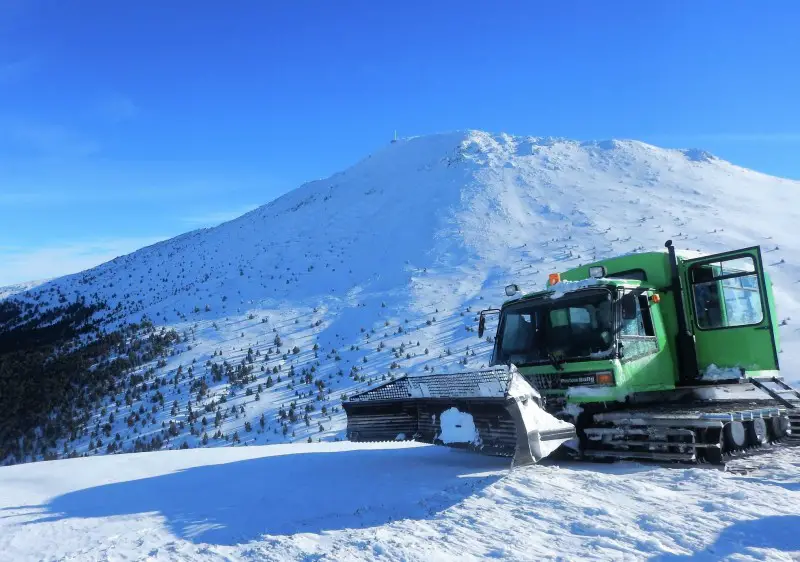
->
[652,515,800,561]
[18,446,507,546]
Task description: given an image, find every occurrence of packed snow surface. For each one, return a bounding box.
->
[437,408,480,445]
[702,364,745,381]
[1,442,799,561]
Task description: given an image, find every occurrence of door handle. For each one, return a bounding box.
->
[755,326,771,330]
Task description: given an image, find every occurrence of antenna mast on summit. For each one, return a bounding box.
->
[391,130,398,143]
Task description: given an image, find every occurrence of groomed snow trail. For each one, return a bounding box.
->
[1,442,798,561]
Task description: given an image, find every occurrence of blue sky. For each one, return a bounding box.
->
[1,2,799,285]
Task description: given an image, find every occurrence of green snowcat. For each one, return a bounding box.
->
[343,241,800,466]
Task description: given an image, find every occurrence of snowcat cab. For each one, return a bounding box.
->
[344,241,800,467]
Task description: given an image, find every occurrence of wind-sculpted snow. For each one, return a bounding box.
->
[0,443,798,560]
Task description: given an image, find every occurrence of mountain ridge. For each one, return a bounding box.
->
[2,129,800,464]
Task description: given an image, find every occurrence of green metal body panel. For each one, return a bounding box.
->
[506,284,676,403]
[766,273,781,355]
[516,360,626,403]
[618,295,675,391]
[557,251,674,288]
[493,247,781,406]
[681,247,780,374]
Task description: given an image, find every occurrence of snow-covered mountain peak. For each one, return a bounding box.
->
[4,129,800,464]
[10,129,800,359]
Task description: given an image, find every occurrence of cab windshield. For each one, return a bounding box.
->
[494,289,614,366]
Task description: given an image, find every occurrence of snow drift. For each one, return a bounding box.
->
[1,443,798,561]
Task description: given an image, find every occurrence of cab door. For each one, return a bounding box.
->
[681,246,780,375]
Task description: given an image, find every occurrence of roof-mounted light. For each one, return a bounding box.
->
[548,273,561,286]
[505,284,520,297]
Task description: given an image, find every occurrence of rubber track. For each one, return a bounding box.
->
[580,400,799,467]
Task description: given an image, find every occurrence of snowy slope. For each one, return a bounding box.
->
[0,279,48,300]
[1,442,799,561]
[5,130,800,463]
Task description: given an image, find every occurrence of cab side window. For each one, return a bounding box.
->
[620,295,646,336]
[620,292,655,337]
[638,294,655,337]
[618,290,658,360]
[690,256,764,329]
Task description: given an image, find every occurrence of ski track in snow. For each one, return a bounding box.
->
[0,442,799,561]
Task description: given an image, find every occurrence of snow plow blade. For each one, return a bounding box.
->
[342,368,576,466]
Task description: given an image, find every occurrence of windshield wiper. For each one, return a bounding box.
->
[547,351,565,371]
